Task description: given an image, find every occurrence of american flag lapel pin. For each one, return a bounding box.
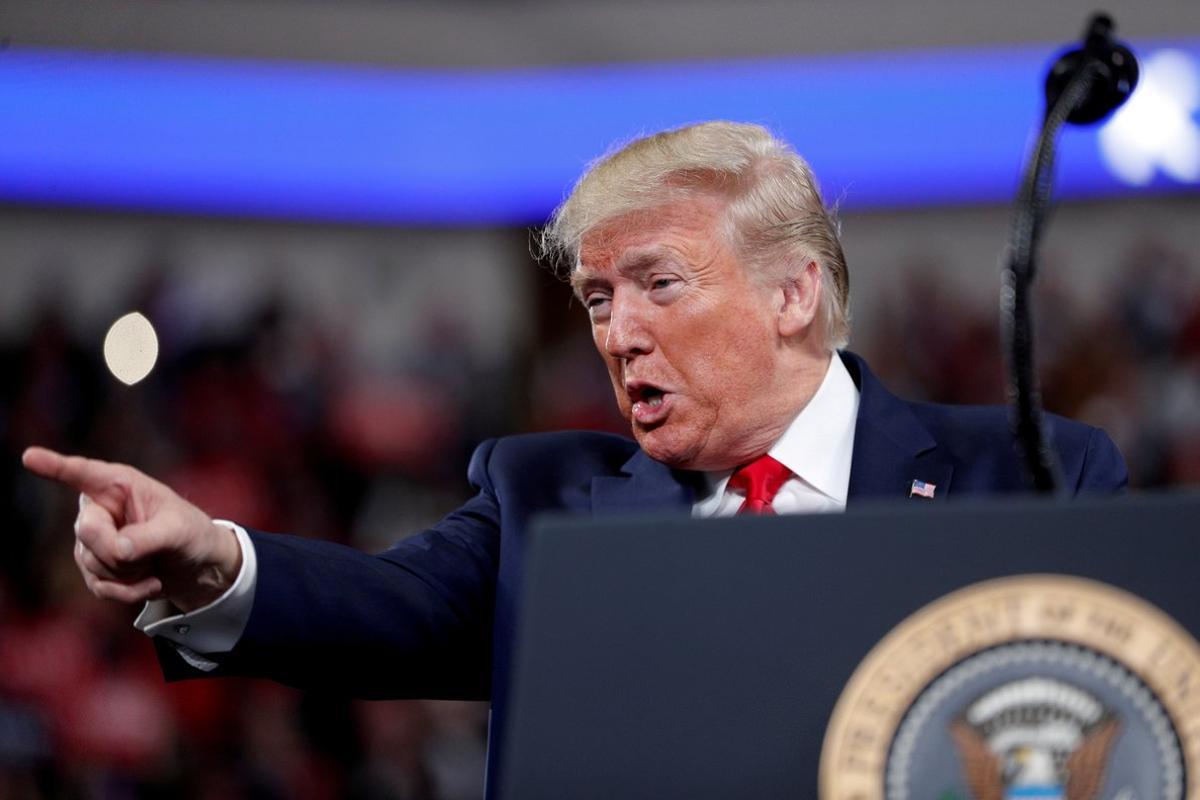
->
[909,479,937,499]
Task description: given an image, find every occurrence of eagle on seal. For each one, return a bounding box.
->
[949,676,1121,800]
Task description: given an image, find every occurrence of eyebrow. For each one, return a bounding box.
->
[570,249,668,298]
[569,269,601,299]
[616,250,666,278]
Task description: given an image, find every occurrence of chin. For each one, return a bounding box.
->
[632,427,702,470]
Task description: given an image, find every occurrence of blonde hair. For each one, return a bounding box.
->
[540,121,850,350]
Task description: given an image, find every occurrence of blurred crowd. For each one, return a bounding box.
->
[1,229,1198,799]
[864,239,1200,487]
[1,268,509,800]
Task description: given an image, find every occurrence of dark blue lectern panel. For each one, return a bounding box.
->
[502,493,1200,799]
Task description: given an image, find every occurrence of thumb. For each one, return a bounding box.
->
[117,517,175,563]
[119,506,227,565]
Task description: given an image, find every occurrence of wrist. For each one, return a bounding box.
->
[211,520,244,579]
[174,522,244,613]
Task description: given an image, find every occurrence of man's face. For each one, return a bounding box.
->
[573,197,793,471]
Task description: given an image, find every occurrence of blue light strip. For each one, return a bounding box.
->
[0,42,1197,224]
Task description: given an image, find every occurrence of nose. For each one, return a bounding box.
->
[604,296,654,359]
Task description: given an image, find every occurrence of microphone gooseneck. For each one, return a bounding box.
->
[1003,13,1139,494]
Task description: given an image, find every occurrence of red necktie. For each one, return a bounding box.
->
[728,454,792,515]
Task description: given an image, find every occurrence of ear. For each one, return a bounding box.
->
[777,260,822,338]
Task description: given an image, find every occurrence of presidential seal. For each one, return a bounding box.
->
[820,575,1200,800]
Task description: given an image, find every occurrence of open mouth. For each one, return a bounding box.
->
[627,382,672,424]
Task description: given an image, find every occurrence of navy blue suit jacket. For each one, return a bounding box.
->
[157,352,1127,791]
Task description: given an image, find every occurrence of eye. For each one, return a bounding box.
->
[584,292,611,320]
[648,275,682,297]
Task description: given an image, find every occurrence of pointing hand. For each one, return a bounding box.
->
[22,447,243,612]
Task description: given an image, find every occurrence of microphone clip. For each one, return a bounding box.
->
[1044,13,1139,126]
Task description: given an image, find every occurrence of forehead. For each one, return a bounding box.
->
[575,197,728,274]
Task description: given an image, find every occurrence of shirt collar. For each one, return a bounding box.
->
[696,352,860,508]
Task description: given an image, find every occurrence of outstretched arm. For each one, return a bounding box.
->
[23,441,503,700]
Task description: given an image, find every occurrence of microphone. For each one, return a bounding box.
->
[1002,13,1140,492]
[1044,13,1139,126]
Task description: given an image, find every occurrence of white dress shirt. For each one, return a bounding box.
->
[136,353,860,666]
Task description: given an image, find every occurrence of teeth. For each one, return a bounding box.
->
[647,394,663,408]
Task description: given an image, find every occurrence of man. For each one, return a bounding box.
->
[22,121,1126,791]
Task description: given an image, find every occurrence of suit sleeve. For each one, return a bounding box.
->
[1073,427,1129,493]
[155,438,503,701]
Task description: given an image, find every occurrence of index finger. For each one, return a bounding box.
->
[22,447,126,495]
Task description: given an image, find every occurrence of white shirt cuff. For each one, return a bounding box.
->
[134,520,258,671]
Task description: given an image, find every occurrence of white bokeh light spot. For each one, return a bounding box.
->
[1099,49,1200,186]
[103,312,160,386]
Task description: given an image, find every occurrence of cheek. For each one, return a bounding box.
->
[682,312,752,370]
[682,309,774,397]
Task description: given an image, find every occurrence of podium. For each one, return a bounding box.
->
[500,493,1200,799]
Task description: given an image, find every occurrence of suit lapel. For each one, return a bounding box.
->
[590,448,699,515]
[842,352,955,503]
